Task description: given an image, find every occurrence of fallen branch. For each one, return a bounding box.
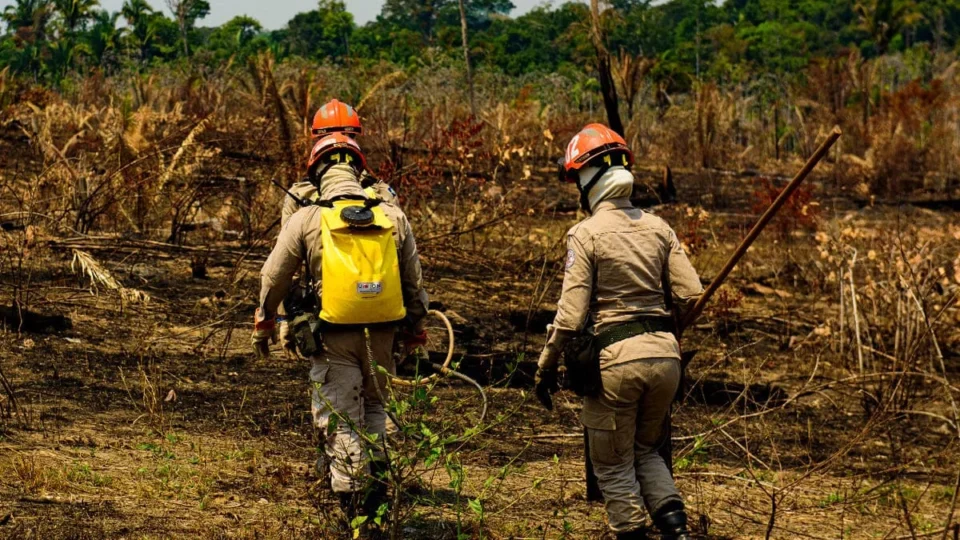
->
[72,250,150,304]
[49,237,268,262]
[419,214,509,243]
[890,527,960,540]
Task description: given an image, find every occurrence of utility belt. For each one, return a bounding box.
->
[562,317,675,398]
[288,310,405,357]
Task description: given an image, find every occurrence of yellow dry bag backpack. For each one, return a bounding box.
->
[318,199,406,326]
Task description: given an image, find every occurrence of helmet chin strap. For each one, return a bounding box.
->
[577,164,611,214]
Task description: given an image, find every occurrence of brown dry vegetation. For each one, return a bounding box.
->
[0,56,959,539]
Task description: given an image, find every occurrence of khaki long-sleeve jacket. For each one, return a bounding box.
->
[538,197,703,370]
[260,165,428,328]
[280,172,397,229]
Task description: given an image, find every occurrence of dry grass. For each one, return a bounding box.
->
[0,52,958,539]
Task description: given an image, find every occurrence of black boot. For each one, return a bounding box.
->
[339,491,360,522]
[362,460,390,520]
[654,502,692,540]
[616,528,649,540]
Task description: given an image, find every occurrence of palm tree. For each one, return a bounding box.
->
[2,0,54,79]
[40,0,99,81]
[3,0,54,43]
[120,0,151,20]
[121,0,155,65]
[54,0,99,36]
[87,9,122,71]
[854,0,922,55]
[48,33,90,80]
[3,0,45,30]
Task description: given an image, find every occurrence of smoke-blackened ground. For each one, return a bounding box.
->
[1,185,958,539]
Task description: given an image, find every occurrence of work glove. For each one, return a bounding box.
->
[252,328,277,360]
[277,318,298,359]
[534,367,559,411]
[399,328,428,355]
[252,308,277,360]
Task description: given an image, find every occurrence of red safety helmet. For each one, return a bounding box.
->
[311,99,362,138]
[307,133,367,178]
[559,123,634,183]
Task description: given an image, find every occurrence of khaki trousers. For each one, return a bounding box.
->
[309,327,396,493]
[581,357,682,533]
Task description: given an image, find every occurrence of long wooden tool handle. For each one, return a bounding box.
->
[680,126,842,332]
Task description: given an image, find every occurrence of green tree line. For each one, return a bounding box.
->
[2,0,959,86]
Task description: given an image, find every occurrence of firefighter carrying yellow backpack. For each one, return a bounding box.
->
[318,198,406,326]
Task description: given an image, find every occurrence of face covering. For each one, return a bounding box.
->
[315,163,364,199]
[578,165,634,212]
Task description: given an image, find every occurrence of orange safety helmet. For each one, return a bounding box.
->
[560,123,633,179]
[307,133,367,179]
[559,123,634,212]
[311,99,363,138]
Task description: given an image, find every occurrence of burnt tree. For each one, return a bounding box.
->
[590,0,624,137]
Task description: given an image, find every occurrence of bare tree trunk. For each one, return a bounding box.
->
[861,61,870,141]
[774,98,780,161]
[176,3,188,55]
[180,18,189,57]
[590,0,624,137]
[458,0,475,116]
[166,0,190,57]
[695,1,701,82]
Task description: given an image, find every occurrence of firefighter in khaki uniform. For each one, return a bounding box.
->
[253,134,428,519]
[277,99,399,358]
[535,124,703,540]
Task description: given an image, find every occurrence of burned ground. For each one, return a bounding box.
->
[1,60,959,538]
[1,184,958,539]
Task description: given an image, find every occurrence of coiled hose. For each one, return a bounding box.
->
[364,310,488,437]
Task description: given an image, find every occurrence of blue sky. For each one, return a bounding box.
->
[0,0,564,31]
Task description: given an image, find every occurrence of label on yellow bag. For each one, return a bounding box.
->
[318,200,406,325]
